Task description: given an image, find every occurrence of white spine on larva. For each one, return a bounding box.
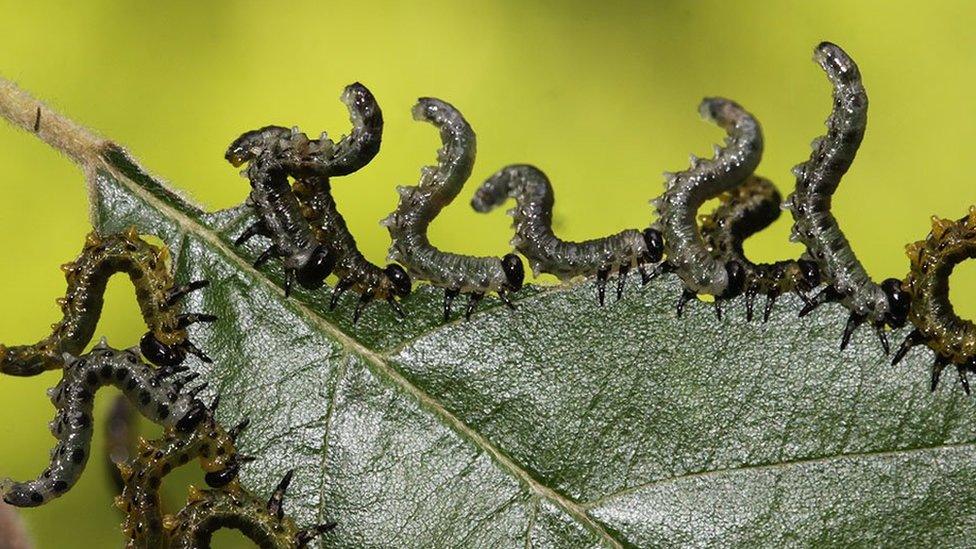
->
[652,97,763,296]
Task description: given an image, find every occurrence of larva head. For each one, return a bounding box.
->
[384,264,412,298]
[797,259,821,290]
[642,228,664,263]
[502,254,525,292]
[295,245,337,290]
[881,278,911,328]
[225,126,293,167]
[139,333,186,368]
[722,261,746,299]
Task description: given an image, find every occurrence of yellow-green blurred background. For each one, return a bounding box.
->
[1,1,975,546]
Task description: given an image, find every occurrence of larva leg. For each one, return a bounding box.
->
[762,292,779,323]
[676,289,697,318]
[443,289,460,322]
[353,292,374,325]
[596,268,610,306]
[798,285,843,318]
[253,245,278,268]
[616,265,629,302]
[386,295,406,318]
[234,221,269,247]
[330,277,355,310]
[840,312,865,351]
[465,293,485,321]
[498,289,516,311]
[892,329,924,366]
[873,322,890,355]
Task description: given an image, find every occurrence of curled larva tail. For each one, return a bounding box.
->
[0,230,213,375]
[652,97,763,316]
[701,176,822,321]
[382,98,525,321]
[473,164,663,304]
[1,344,208,507]
[893,208,976,393]
[279,82,384,178]
[785,41,909,353]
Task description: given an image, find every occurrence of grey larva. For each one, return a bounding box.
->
[1,342,208,507]
[700,175,822,321]
[382,98,525,321]
[650,97,764,318]
[785,42,910,352]
[471,164,663,305]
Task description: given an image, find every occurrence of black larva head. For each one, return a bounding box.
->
[204,456,241,488]
[881,277,911,327]
[225,126,292,167]
[384,264,412,297]
[798,259,821,289]
[723,261,746,299]
[502,254,525,292]
[642,228,664,263]
[139,333,186,368]
[296,245,337,290]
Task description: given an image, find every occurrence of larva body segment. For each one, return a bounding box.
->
[472,164,663,304]
[0,230,213,375]
[701,176,821,321]
[785,42,910,352]
[651,97,764,316]
[0,344,208,508]
[893,208,976,392]
[382,98,525,320]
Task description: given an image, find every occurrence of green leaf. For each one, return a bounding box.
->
[9,82,976,547]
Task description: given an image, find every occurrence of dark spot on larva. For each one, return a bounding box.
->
[178,453,190,465]
[116,368,129,380]
[74,414,90,428]
[126,379,137,391]
[30,492,43,504]
[139,390,150,405]
[157,404,169,420]
[149,476,160,489]
[71,448,85,464]
[161,463,172,474]
[85,371,98,386]
[99,364,112,378]
[52,480,68,493]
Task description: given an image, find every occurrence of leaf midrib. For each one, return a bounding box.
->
[93,150,627,548]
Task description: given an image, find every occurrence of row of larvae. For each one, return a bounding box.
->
[224,43,973,395]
